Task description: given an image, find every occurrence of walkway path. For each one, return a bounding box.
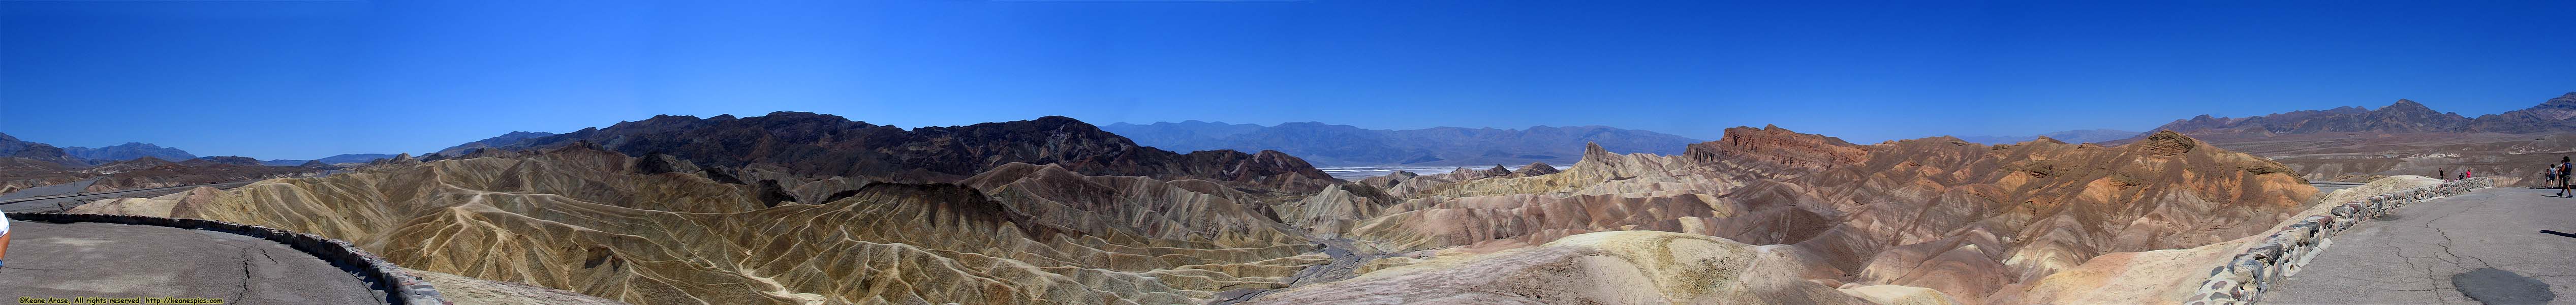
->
[2267,188,2576,304]
[0,221,389,304]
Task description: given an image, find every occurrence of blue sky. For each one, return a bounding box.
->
[3,1,2572,160]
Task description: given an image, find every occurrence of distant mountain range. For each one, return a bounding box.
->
[0,132,399,168]
[433,131,557,156]
[64,142,197,161]
[1955,129,2139,145]
[1100,121,1703,166]
[0,132,84,166]
[444,113,1336,190]
[2144,92,2576,139]
[261,154,404,166]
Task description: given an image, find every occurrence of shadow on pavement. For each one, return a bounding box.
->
[2544,230,2576,239]
[2455,268,2554,304]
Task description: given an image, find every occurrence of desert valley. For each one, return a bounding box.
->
[7,2,2574,304]
[3,92,2572,304]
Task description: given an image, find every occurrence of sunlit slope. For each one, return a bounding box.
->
[79,144,1319,304]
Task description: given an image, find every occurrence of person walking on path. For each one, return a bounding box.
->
[2561,157,2573,197]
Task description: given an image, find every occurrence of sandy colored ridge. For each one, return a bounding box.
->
[76,143,1321,304]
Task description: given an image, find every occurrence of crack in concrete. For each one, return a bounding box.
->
[211,240,259,303]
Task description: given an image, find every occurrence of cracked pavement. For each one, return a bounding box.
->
[2267,188,2576,304]
[0,221,386,304]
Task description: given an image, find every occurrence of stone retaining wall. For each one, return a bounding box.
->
[9,212,451,305]
[2188,177,2494,304]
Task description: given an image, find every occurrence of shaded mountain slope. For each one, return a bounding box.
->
[433,131,558,156]
[1103,121,1703,166]
[0,132,85,167]
[472,113,1335,192]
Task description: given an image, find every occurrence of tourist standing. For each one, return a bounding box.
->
[1,209,11,268]
[2561,157,2573,197]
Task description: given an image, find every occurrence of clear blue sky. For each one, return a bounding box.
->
[4,1,2573,160]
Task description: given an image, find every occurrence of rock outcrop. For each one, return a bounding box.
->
[1510,162,1560,177]
[1685,125,1870,170]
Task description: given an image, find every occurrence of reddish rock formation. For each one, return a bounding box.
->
[1686,125,1870,170]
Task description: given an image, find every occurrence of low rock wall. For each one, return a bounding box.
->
[9,212,451,305]
[2187,177,2493,304]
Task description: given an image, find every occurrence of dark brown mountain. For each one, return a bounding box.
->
[432,131,557,156]
[2465,92,2576,133]
[0,132,85,167]
[2139,92,2576,139]
[1102,121,1703,166]
[468,112,1338,192]
[2144,100,2467,139]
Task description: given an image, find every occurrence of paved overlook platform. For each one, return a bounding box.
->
[0,222,388,304]
[2268,188,2576,304]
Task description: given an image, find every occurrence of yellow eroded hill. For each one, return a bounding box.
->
[76,145,1319,304]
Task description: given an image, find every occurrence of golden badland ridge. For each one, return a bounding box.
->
[73,114,2323,304]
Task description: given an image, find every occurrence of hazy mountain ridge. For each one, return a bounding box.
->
[1955,129,2138,144]
[262,153,404,166]
[1102,121,1703,166]
[63,142,197,161]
